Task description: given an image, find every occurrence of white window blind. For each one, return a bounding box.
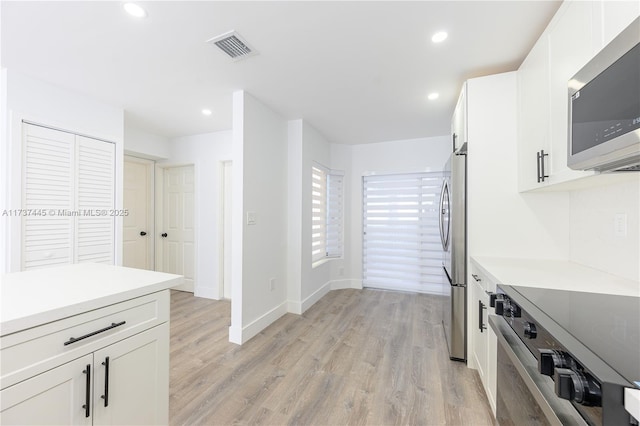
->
[312,164,344,264]
[311,165,327,263]
[362,172,444,294]
[326,172,344,258]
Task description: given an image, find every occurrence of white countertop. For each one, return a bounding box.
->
[1,264,183,336]
[471,256,640,297]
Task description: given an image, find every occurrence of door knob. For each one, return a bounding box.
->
[140,231,147,236]
[161,233,168,238]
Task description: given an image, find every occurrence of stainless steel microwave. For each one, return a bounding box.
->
[568,17,640,172]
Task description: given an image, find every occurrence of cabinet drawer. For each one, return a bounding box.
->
[0,290,169,389]
[470,268,489,292]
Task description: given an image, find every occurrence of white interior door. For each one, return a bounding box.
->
[222,161,232,299]
[160,165,195,292]
[123,156,153,270]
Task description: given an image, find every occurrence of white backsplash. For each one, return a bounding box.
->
[569,175,640,282]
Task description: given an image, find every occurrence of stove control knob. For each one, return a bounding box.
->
[510,303,522,318]
[539,349,568,376]
[495,300,504,316]
[524,322,537,339]
[554,368,602,406]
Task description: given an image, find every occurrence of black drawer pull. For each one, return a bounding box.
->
[83,364,91,418]
[479,300,487,333]
[64,321,126,346]
[101,356,110,407]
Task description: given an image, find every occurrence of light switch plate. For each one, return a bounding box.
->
[247,211,256,225]
[614,213,627,238]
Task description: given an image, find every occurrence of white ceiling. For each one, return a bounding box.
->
[1,1,561,145]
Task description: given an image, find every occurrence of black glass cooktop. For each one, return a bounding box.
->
[506,286,640,387]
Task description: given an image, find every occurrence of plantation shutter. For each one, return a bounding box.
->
[311,165,327,263]
[326,172,343,257]
[362,172,444,294]
[22,124,75,269]
[75,136,115,264]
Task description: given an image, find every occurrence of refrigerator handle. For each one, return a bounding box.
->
[439,180,449,251]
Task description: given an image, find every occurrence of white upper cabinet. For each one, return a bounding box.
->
[518,0,600,191]
[546,1,598,186]
[600,0,640,47]
[517,0,639,192]
[452,82,468,152]
[517,36,552,191]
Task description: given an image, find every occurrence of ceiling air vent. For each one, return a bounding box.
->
[207,30,257,61]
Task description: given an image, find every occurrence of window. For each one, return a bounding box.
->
[312,164,344,264]
[362,172,443,294]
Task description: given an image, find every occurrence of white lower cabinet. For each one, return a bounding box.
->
[470,265,497,415]
[0,291,170,425]
[1,354,94,425]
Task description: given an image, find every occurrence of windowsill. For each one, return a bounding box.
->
[312,256,341,269]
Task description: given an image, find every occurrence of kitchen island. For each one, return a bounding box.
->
[0,263,182,425]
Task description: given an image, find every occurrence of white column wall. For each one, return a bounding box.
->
[229,91,289,344]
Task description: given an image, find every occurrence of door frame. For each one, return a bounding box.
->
[155,163,196,291]
[218,160,233,299]
[123,155,155,270]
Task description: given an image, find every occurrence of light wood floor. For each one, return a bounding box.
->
[169,288,495,426]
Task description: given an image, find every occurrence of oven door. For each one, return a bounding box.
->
[489,316,587,426]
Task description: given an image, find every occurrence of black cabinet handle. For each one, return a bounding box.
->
[452,133,457,152]
[64,321,126,346]
[472,274,481,282]
[140,231,147,236]
[101,356,110,407]
[537,150,549,183]
[161,233,168,238]
[479,300,487,333]
[83,364,91,418]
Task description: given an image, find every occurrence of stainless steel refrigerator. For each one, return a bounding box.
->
[439,143,467,361]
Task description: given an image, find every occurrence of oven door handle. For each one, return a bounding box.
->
[489,316,586,426]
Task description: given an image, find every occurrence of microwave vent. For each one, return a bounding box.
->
[207,31,257,61]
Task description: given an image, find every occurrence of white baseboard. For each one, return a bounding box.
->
[228,325,242,345]
[234,280,363,345]
[194,286,219,300]
[229,300,288,345]
[329,278,362,290]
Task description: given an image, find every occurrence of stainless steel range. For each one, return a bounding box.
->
[489,285,640,425]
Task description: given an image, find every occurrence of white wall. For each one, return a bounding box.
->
[124,119,170,160]
[569,175,640,282]
[347,136,451,286]
[229,91,289,344]
[1,69,124,273]
[287,120,336,314]
[163,130,233,299]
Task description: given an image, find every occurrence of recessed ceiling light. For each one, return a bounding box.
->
[202,109,212,116]
[123,2,147,18]
[427,93,439,100]
[431,31,448,43]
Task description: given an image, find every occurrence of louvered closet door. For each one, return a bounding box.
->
[75,136,115,264]
[22,124,115,270]
[22,124,75,269]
